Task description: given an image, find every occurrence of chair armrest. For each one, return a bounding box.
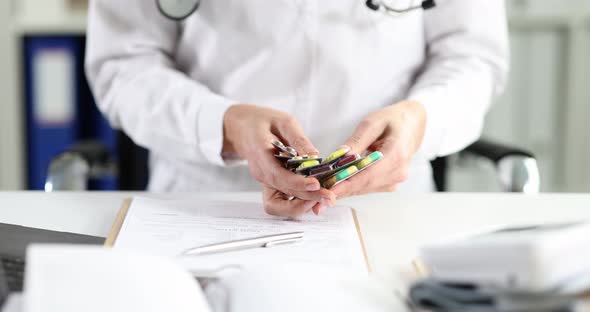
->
[462,140,534,163]
[45,141,116,191]
[461,139,540,193]
[68,141,112,168]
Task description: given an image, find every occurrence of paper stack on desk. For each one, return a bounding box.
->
[106,197,369,276]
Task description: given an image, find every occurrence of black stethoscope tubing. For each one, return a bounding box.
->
[156,0,436,21]
[366,0,436,14]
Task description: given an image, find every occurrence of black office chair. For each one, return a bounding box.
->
[431,139,539,192]
[45,135,540,193]
[45,132,149,191]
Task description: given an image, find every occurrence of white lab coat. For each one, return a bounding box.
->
[85,0,508,193]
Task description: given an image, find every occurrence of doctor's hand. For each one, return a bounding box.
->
[262,185,335,217]
[223,104,336,216]
[331,100,427,199]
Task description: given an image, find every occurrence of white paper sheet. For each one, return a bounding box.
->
[24,245,210,312]
[114,197,368,275]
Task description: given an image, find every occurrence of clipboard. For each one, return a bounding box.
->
[105,198,372,272]
[104,198,133,248]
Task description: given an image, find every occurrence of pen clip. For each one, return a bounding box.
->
[263,237,302,248]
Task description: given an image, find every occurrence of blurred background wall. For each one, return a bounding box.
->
[449,0,590,192]
[0,0,589,192]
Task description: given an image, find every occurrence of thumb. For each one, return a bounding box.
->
[276,116,319,156]
[343,119,384,155]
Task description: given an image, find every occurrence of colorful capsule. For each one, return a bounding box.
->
[335,154,361,167]
[321,147,351,164]
[308,164,334,177]
[357,151,383,170]
[323,166,359,188]
[296,159,320,171]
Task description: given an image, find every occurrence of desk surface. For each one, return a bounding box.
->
[1,192,590,283]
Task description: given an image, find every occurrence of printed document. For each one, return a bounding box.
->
[113,197,368,275]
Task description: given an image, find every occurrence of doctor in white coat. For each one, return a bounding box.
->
[85,0,508,216]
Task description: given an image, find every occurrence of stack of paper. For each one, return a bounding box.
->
[24,245,210,312]
[110,197,369,276]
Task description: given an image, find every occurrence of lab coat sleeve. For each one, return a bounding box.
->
[85,0,234,166]
[407,0,509,159]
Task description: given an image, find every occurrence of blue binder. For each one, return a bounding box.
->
[24,36,118,190]
[24,37,80,190]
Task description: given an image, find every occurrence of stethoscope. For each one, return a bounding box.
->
[156,0,436,21]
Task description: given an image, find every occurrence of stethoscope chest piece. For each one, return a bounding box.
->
[156,0,200,20]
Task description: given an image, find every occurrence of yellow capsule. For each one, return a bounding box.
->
[296,160,320,171]
[356,157,373,170]
[322,147,351,164]
[323,176,338,189]
[336,166,358,179]
[323,166,358,188]
[357,151,384,170]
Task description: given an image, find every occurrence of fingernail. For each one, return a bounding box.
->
[305,181,320,191]
[304,201,316,211]
[339,145,351,152]
[320,197,332,206]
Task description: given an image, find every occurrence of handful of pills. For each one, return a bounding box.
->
[271,140,383,189]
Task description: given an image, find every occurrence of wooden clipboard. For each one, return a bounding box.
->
[104,198,372,272]
[104,198,132,247]
[351,208,372,272]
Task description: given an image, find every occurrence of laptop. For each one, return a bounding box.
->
[0,223,103,306]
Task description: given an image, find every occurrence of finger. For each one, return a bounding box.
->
[287,188,336,205]
[253,139,323,195]
[258,133,332,199]
[262,152,322,192]
[343,119,385,155]
[263,187,317,217]
[276,116,319,156]
[311,202,329,216]
[330,164,380,199]
[372,139,411,180]
[331,159,409,198]
[375,138,398,160]
[330,179,364,200]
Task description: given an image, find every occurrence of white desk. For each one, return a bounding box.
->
[2,192,590,283]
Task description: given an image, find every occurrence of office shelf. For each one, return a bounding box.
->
[10,14,87,35]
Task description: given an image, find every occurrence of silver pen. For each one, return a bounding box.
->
[180,231,304,256]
